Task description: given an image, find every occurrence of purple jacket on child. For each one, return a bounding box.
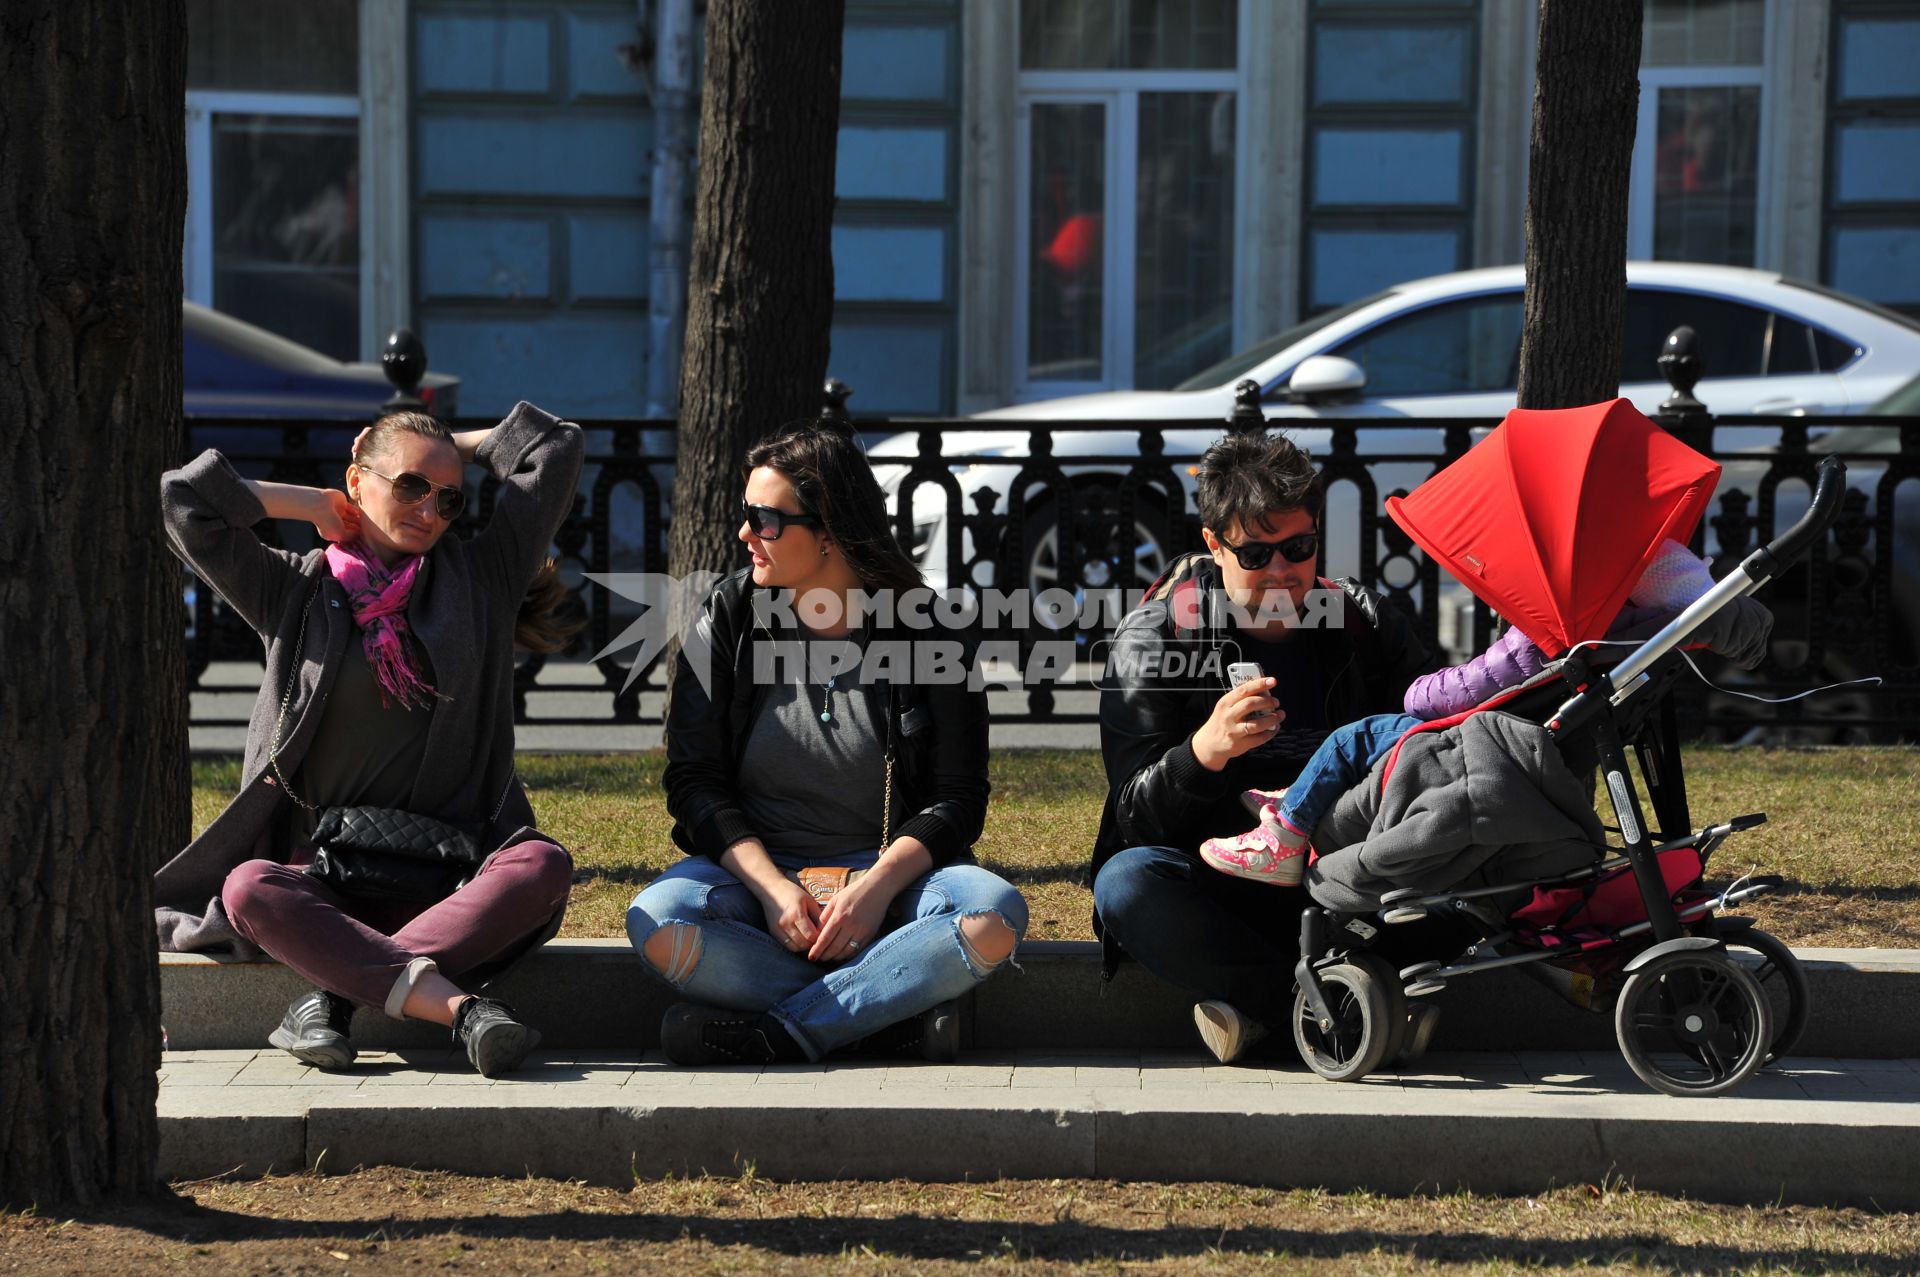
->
[1403,597,1775,719]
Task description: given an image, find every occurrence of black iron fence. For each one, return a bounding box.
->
[184,384,1920,740]
[183,406,1920,740]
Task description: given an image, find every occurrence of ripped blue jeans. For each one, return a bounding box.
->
[625,849,1028,1061]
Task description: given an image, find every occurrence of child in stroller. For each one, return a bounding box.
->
[1195,537,1740,887]
[1237,399,1849,1097]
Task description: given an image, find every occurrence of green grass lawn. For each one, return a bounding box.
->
[191,746,1920,949]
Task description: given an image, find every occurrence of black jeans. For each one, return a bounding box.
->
[1093,844,1308,1029]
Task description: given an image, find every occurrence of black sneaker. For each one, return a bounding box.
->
[268,989,355,1070]
[452,996,541,1078]
[856,1000,961,1063]
[659,1004,805,1066]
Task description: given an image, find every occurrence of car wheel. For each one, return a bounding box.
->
[1021,488,1172,620]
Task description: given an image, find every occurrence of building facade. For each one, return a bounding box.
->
[183,0,1920,419]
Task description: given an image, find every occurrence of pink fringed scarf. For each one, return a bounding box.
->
[324,541,439,710]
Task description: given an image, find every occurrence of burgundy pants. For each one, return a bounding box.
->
[222,838,573,1013]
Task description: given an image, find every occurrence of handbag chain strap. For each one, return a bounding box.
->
[879,748,894,852]
[265,577,515,825]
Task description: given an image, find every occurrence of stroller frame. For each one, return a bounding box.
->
[1291,456,1847,1097]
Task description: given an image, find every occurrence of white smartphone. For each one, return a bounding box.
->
[1226,661,1272,717]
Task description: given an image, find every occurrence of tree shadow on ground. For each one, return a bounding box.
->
[70,1197,1915,1274]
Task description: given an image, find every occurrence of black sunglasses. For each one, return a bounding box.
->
[1217,531,1319,571]
[359,464,467,520]
[742,499,822,540]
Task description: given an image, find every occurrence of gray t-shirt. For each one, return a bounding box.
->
[738,659,887,860]
[289,633,436,843]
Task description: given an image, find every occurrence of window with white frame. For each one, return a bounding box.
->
[1015,0,1243,397]
[185,0,361,360]
[1629,0,1768,267]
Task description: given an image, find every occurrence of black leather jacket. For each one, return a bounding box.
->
[662,568,990,867]
[1090,552,1436,971]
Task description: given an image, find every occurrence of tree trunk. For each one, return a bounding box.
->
[645,0,697,421]
[0,0,188,1205]
[1515,0,1644,410]
[668,0,845,588]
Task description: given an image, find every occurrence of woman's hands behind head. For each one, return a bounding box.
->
[244,479,363,543]
[310,487,363,543]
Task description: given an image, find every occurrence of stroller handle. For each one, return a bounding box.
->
[1744,454,1847,587]
[1551,455,1849,731]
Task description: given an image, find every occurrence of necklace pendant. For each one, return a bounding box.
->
[819,710,832,723]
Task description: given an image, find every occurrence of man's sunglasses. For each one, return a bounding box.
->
[1217,531,1319,571]
[358,464,468,520]
[742,499,822,540]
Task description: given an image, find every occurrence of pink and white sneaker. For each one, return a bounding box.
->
[1199,806,1309,886]
[1240,786,1288,818]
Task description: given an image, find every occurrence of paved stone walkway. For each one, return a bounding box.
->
[159,1048,1920,1206]
[161,1046,1920,1098]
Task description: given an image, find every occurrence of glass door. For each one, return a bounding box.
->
[186,92,362,360]
[1629,0,1769,266]
[1021,97,1114,392]
[1013,0,1242,400]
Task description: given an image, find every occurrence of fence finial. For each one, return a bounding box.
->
[1655,326,1708,423]
[821,378,853,425]
[1228,378,1266,433]
[381,328,428,413]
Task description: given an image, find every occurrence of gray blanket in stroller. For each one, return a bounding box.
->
[1305,711,1607,913]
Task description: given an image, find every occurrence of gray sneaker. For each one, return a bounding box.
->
[1193,1000,1269,1064]
[452,996,541,1078]
[268,989,355,1070]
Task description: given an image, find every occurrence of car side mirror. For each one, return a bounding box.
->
[1286,355,1367,405]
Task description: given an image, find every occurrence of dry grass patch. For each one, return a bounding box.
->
[5,1169,1919,1275]
[190,746,1920,948]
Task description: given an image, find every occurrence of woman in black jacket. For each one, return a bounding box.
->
[626,420,1025,1065]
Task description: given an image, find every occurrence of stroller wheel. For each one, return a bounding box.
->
[1292,961,1394,1083]
[1615,949,1773,1097]
[1400,960,1447,998]
[1350,952,1417,1065]
[1698,924,1809,1066]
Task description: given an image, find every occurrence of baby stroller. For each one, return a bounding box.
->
[1291,399,1844,1097]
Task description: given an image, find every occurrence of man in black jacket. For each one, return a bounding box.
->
[1090,429,1435,1062]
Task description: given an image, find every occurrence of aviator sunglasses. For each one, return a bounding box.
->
[1216,530,1319,571]
[742,499,822,540]
[357,463,468,520]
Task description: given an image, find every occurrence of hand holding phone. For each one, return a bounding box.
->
[1227,661,1274,718]
[1195,660,1283,770]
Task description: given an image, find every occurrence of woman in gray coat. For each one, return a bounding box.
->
[155,403,583,1077]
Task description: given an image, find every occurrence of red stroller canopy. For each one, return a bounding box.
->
[1384,398,1721,657]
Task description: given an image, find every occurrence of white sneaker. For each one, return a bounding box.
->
[1193,1000,1269,1064]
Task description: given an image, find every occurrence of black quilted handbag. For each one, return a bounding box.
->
[266,583,508,906]
[306,806,485,904]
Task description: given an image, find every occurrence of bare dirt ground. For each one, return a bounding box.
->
[6,1170,1919,1276]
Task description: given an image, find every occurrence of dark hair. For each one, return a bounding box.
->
[744,419,923,595]
[1195,429,1323,537]
[514,557,587,654]
[357,410,585,655]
